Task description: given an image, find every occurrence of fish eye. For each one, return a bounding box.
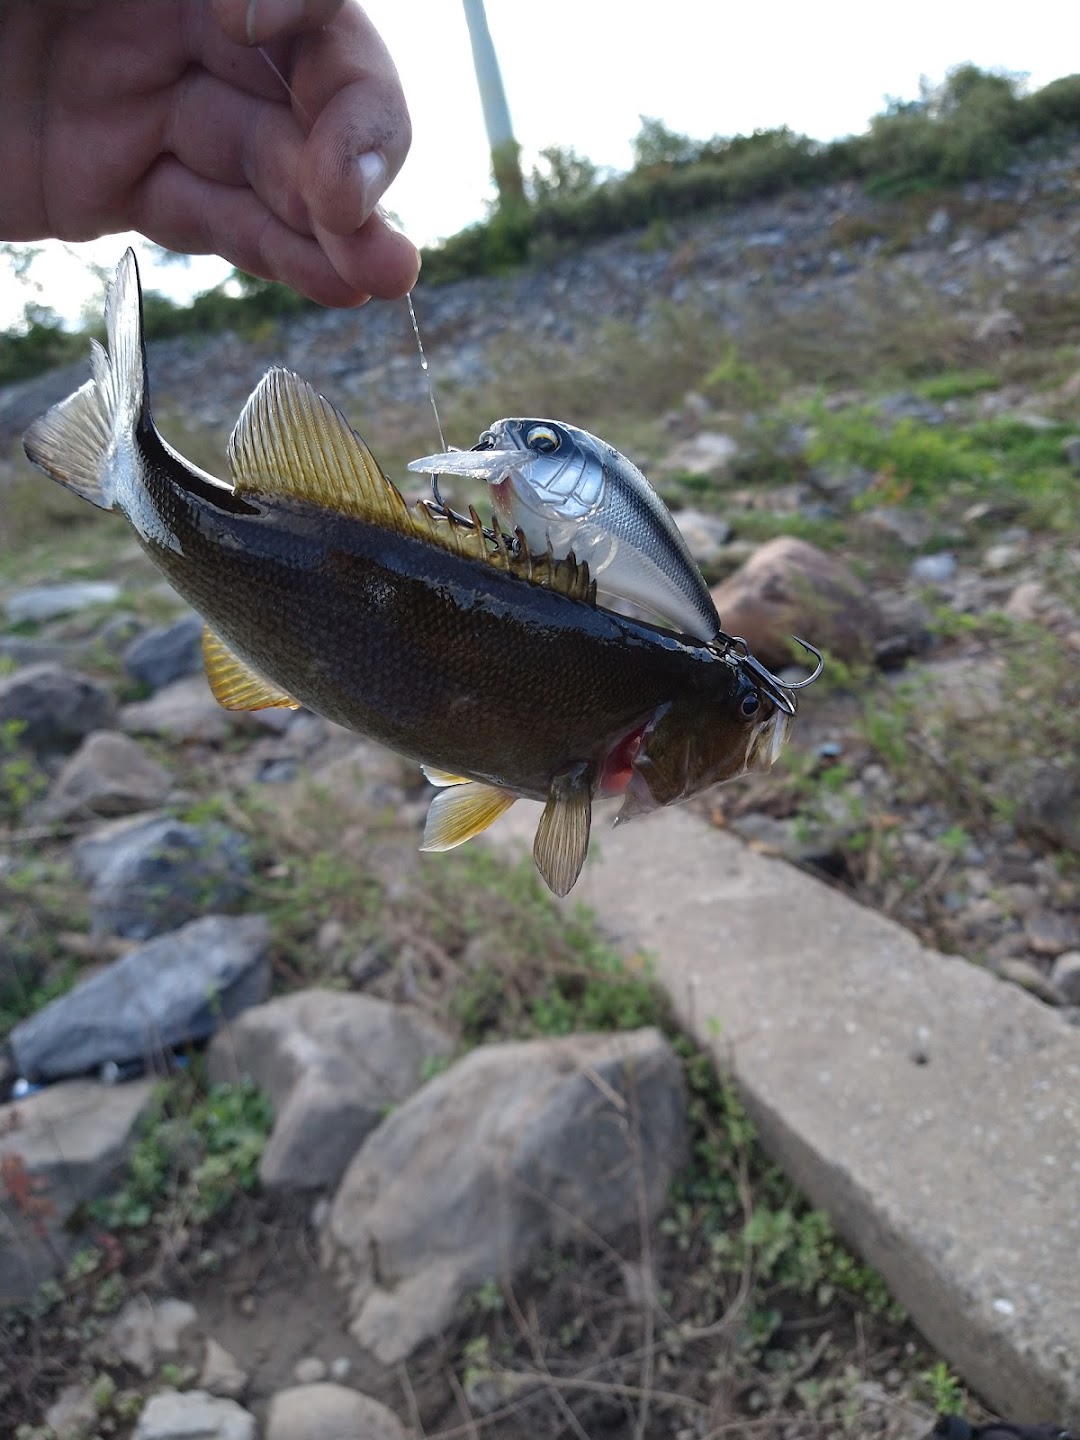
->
[739,691,761,720]
[526,425,559,454]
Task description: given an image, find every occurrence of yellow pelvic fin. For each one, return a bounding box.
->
[532,763,593,898]
[420,781,517,852]
[202,626,301,711]
[421,765,472,787]
[226,368,596,604]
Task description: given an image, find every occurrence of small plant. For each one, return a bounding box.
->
[919,1359,966,1411]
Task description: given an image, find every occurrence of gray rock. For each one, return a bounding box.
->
[34,730,171,822]
[857,505,935,548]
[657,429,739,479]
[120,674,233,744]
[973,308,1023,344]
[10,914,271,1082]
[6,581,121,625]
[265,1383,407,1440]
[1062,435,1080,473]
[132,1389,255,1440]
[123,613,205,690]
[0,664,115,754]
[110,1295,199,1377]
[1018,765,1080,855]
[910,551,957,584]
[292,1356,327,1384]
[0,1077,155,1304]
[208,990,452,1190]
[1024,910,1080,959]
[73,813,252,939]
[200,1338,249,1400]
[1050,952,1080,1006]
[995,957,1066,1006]
[44,1381,99,1439]
[322,1028,686,1364]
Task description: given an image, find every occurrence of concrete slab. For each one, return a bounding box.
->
[492,801,1080,1423]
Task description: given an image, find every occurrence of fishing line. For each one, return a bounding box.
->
[257,44,449,475]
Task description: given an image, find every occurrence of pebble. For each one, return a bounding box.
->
[293,1356,328,1384]
[996,958,1065,1005]
[910,551,957,584]
[1024,910,1080,958]
[200,1338,249,1400]
[132,1389,256,1440]
[7,581,122,625]
[1049,951,1080,1003]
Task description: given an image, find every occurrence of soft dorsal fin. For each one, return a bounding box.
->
[227,369,597,605]
[203,626,301,711]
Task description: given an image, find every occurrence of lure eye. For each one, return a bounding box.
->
[739,692,761,720]
[526,425,559,454]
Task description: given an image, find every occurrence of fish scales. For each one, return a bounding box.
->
[130,437,714,797]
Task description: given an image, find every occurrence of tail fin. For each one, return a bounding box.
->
[22,248,148,511]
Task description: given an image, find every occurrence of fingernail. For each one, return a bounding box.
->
[245,0,307,44]
[357,151,389,221]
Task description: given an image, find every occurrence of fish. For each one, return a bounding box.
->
[23,250,804,896]
[408,417,723,642]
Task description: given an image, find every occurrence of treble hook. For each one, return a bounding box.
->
[713,633,824,716]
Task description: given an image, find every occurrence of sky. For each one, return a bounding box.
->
[0,0,1073,330]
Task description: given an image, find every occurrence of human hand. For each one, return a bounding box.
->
[0,0,420,304]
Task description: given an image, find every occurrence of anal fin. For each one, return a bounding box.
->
[533,763,593,897]
[420,780,516,851]
[202,626,301,711]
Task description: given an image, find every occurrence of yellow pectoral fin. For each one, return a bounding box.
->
[420,781,517,851]
[202,627,301,711]
[532,763,593,897]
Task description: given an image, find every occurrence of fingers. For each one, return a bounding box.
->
[132,156,372,307]
[288,6,412,236]
[210,0,345,45]
[315,210,421,300]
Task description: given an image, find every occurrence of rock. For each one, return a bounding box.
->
[0,1077,155,1304]
[208,990,452,1190]
[34,730,171,822]
[1062,435,1080,473]
[1050,953,1080,1006]
[10,914,271,1082]
[973,308,1023,344]
[858,505,934,548]
[123,614,205,690]
[322,1028,686,1364]
[995,958,1066,1006]
[44,1380,99,1439]
[120,674,233,744]
[110,1295,199,1377]
[292,1355,327,1384]
[983,541,1024,571]
[872,590,933,667]
[709,535,884,668]
[669,508,732,567]
[657,429,739,479]
[0,664,116,754]
[200,1338,249,1399]
[1017,764,1080,855]
[265,1383,407,1440]
[132,1389,256,1440]
[1024,911,1080,959]
[1004,579,1054,622]
[910,551,957,584]
[6,580,122,625]
[73,813,252,939]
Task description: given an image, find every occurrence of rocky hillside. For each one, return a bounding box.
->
[2,143,1079,1437]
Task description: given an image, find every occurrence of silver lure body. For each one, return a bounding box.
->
[409,418,722,643]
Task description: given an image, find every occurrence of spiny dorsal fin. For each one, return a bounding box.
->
[533,763,593,897]
[227,369,597,604]
[420,780,517,851]
[203,626,301,711]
